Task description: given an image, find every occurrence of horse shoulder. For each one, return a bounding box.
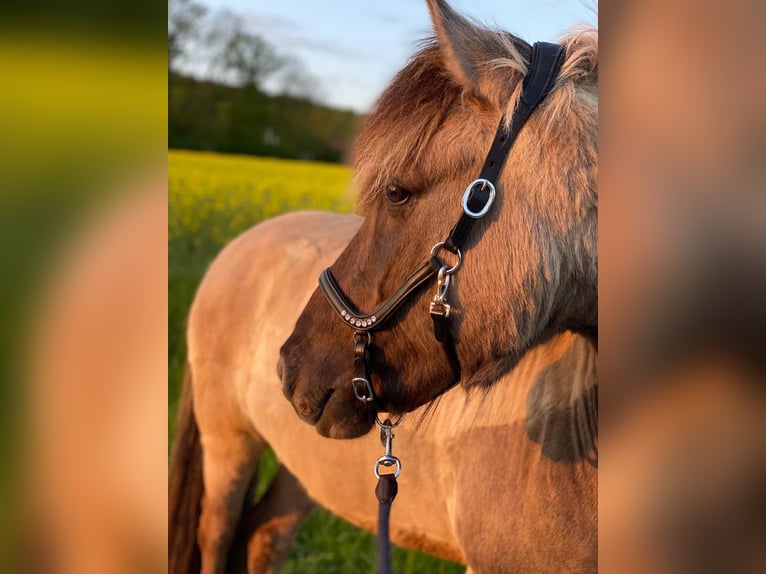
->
[187,211,360,431]
[431,333,597,572]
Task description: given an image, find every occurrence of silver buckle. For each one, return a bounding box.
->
[461,178,496,218]
[351,377,374,402]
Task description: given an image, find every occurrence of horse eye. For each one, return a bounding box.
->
[385,184,411,206]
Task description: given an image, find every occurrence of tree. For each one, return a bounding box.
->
[206,10,284,90]
[168,0,208,73]
[222,29,284,89]
[276,56,322,101]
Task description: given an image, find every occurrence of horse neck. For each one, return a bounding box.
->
[524,334,598,465]
[431,332,597,465]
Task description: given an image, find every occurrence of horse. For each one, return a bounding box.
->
[170,211,597,574]
[170,0,598,571]
[279,0,597,439]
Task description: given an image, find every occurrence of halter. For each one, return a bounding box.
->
[319,41,566,573]
[319,41,566,403]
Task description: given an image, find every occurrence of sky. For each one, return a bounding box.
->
[200,0,597,113]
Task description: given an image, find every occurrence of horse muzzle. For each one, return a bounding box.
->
[279,341,376,437]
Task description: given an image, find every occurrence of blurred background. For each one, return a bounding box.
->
[0,0,166,571]
[168,0,595,160]
[600,2,766,571]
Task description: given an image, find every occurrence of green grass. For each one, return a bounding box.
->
[169,149,464,573]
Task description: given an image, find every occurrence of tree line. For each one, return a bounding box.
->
[169,0,361,162]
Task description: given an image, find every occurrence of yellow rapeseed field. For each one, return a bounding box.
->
[169,150,355,248]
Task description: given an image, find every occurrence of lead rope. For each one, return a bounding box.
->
[374,416,402,574]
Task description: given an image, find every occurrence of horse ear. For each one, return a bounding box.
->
[426,0,526,109]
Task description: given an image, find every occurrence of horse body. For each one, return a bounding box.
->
[175,211,596,573]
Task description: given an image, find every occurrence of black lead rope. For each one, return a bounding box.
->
[374,417,402,574]
[375,473,398,574]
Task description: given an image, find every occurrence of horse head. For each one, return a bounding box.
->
[280,0,598,438]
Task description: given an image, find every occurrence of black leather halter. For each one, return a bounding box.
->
[318,41,566,404]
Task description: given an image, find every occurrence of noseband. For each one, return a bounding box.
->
[318,41,566,405]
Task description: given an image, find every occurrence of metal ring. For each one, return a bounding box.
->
[374,455,402,479]
[461,178,496,219]
[429,242,462,274]
[375,413,403,428]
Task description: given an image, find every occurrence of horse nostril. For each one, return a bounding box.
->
[291,387,335,425]
[298,400,312,417]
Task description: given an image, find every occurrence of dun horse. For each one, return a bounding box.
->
[170,212,597,573]
[170,1,597,572]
